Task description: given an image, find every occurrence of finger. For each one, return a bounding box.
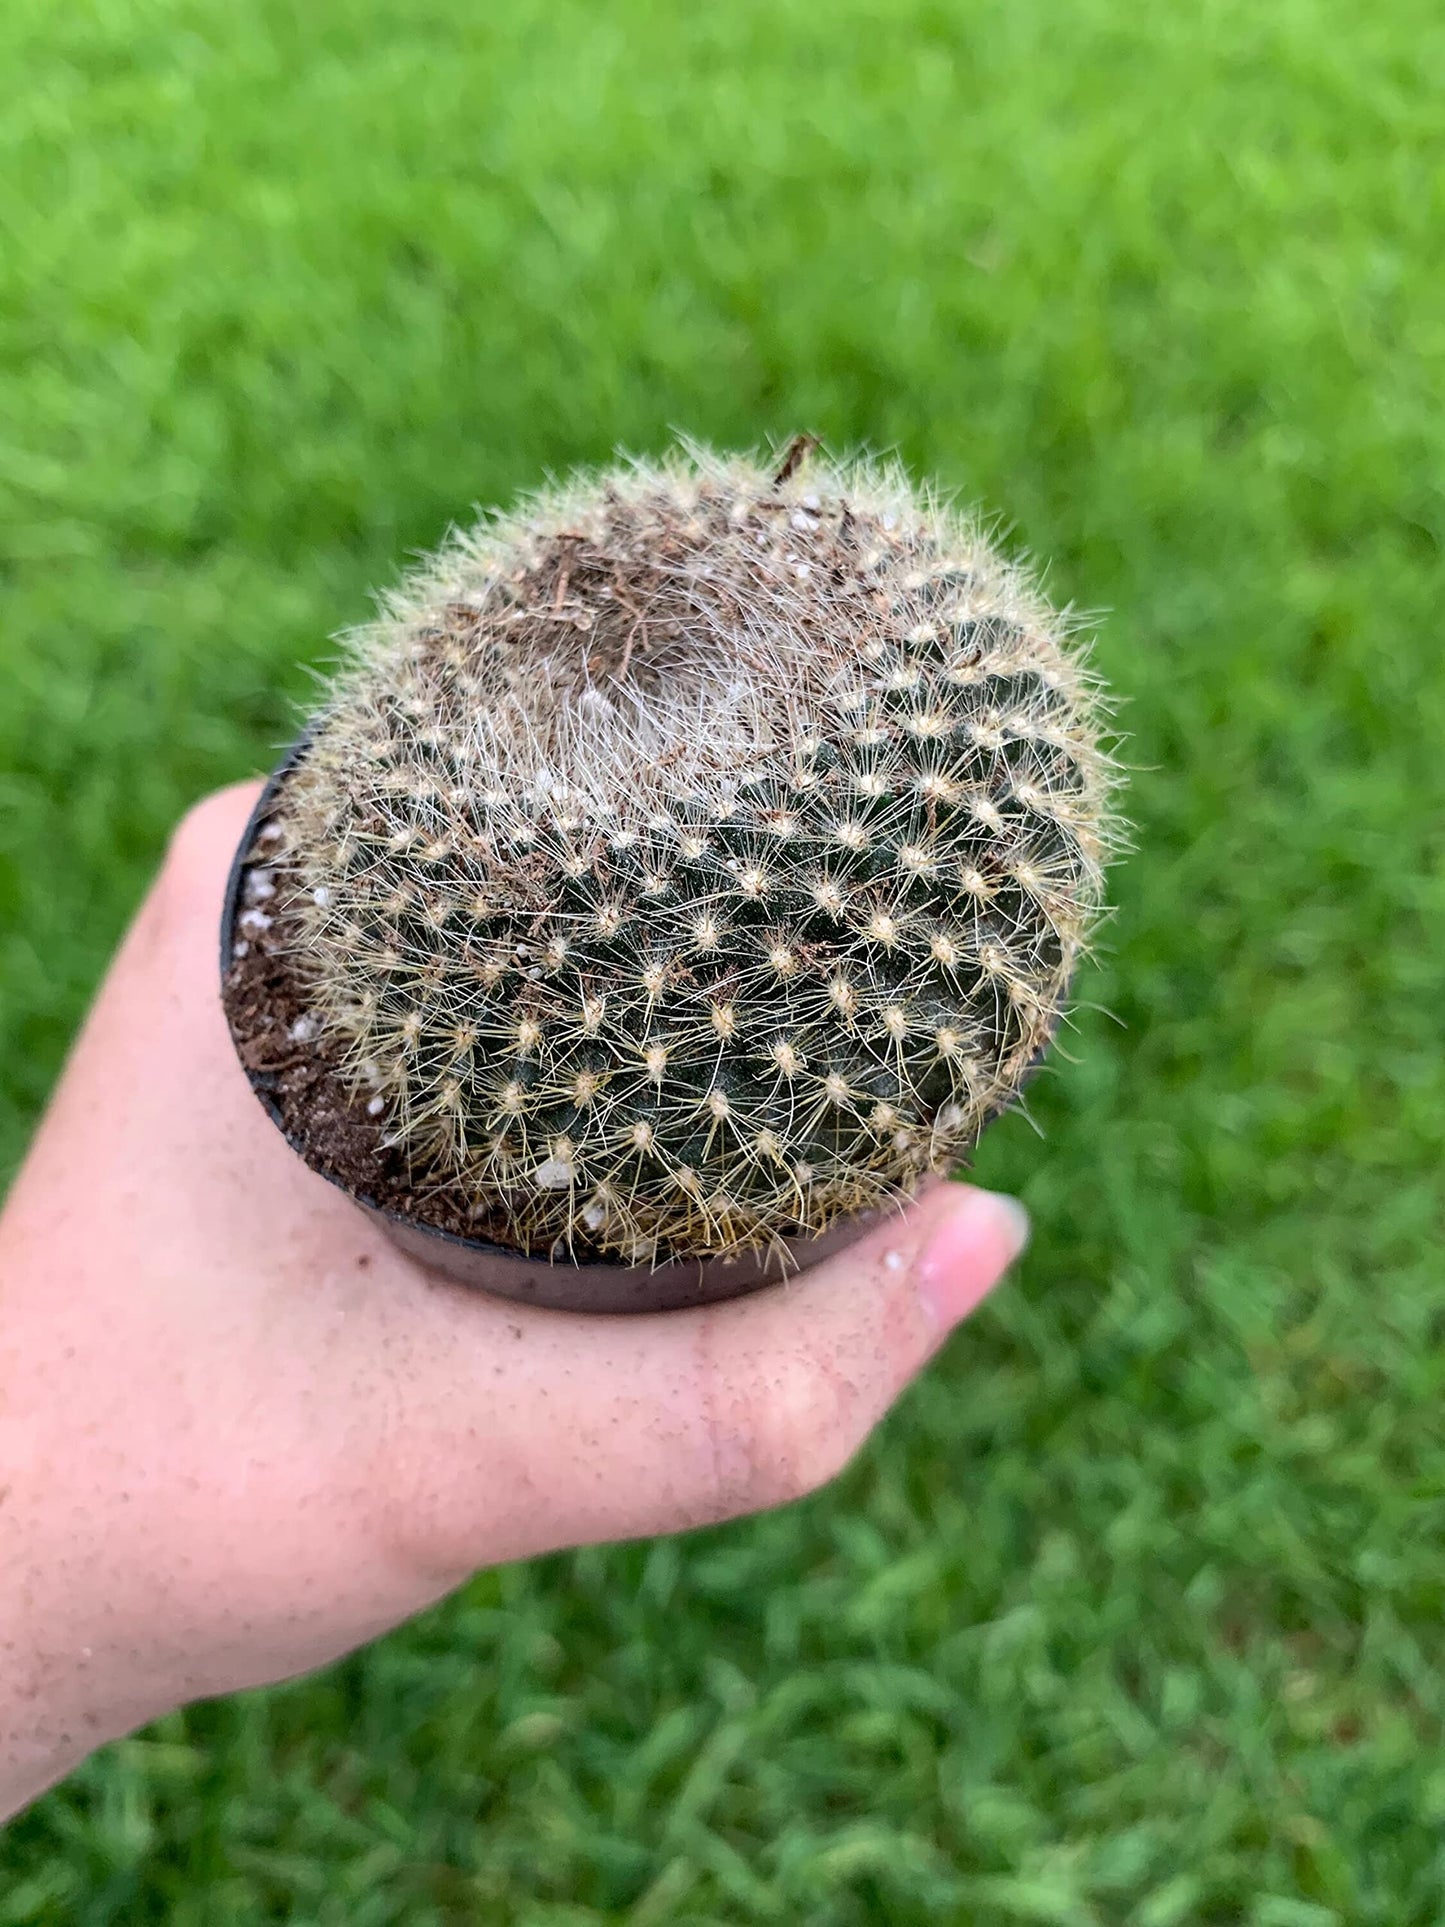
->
[8,779,268,1217]
[149,780,269,944]
[377,1180,1028,1574]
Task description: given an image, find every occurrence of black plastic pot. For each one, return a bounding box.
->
[219,753,874,1312]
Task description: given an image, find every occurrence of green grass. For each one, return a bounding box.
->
[3,0,1444,1918]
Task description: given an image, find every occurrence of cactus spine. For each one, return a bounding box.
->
[269,445,1117,1264]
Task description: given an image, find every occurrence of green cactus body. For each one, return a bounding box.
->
[271,447,1116,1263]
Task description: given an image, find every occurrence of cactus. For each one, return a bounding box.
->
[267,443,1118,1264]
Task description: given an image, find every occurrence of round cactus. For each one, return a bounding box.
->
[266,443,1117,1264]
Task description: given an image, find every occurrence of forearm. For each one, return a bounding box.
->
[0,1420,162,1823]
[0,1511,129,1823]
[0,1436,184,1824]
[0,1205,169,1823]
[1,1267,95,1818]
[0,1625,111,1824]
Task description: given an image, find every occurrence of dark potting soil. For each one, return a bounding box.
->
[221,864,535,1251]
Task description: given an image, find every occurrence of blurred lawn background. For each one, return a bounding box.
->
[2,0,1443,1920]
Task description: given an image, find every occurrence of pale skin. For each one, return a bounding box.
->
[0,784,1029,1822]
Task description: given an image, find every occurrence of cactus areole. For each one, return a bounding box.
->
[221,444,1115,1307]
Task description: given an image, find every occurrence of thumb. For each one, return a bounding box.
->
[382,1181,1029,1572]
[667,1178,1030,1528]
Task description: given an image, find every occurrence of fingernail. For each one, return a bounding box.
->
[916,1187,1030,1336]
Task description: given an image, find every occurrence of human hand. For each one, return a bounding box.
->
[0,785,1028,1818]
